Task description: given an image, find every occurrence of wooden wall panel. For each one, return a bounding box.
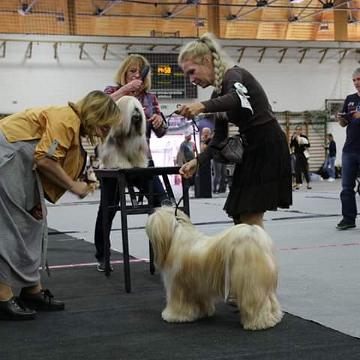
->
[0,0,359,41]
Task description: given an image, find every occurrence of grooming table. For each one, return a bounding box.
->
[95,167,190,293]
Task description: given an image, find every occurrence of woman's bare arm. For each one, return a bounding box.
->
[36,157,89,198]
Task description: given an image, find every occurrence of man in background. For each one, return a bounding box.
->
[176,128,195,186]
[336,68,360,230]
[323,133,336,182]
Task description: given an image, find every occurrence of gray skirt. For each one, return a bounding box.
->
[0,131,47,288]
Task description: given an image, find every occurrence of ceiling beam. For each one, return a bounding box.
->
[338,49,348,63]
[163,1,197,19]
[237,47,246,62]
[25,42,33,59]
[0,41,6,58]
[18,0,39,16]
[278,48,288,63]
[234,0,280,21]
[298,48,308,63]
[334,0,348,41]
[258,47,266,62]
[102,44,109,60]
[67,0,76,36]
[208,0,220,37]
[53,42,59,59]
[319,48,328,63]
[96,0,123,16]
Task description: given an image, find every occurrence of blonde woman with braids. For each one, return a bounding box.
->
[0,90,120,320]
[178,33,292,227]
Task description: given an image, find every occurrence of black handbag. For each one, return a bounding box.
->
[210,135,244,164]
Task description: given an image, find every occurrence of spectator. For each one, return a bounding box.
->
[176,128,195,166]
[94,54,168,271]
[290,125,312,190]
[200,127,212,152]
[323,133,336,182]
[336,68,360,230]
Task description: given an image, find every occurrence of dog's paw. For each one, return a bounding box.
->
[242,310,283,330]
[161,309,183,323]
[161,308,198,323]
[205,304,216,317]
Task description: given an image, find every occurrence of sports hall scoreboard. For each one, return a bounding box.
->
[138,53,197,99]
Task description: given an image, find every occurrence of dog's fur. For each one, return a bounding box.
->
[145,206,283,330]
[99,95,148,169]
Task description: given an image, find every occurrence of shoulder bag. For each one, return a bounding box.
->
[210,135,244,164]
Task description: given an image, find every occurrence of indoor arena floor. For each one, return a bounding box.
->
[2,177,360,359]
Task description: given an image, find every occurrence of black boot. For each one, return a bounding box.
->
[0,297,36,320]
[19,289,65,311]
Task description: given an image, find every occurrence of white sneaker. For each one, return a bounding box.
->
[327,178,335,182]
[96,261,114,272]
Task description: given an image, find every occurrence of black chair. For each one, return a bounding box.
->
[95,167,190,293]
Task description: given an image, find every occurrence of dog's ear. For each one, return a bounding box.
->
[115,96,133,135]
[145,208,176,268]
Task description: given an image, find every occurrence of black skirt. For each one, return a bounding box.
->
[224,119,292,218]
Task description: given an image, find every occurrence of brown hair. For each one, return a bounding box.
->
[114,54,151,91]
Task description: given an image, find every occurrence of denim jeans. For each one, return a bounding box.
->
[340,152,360,223]
[323,156,336,179]
[212,160,227,192]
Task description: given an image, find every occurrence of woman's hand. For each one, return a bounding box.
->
[336,112,349,127]
[30,203,43,220]
[177,103,205,119]
[69,181,91,199]
[121,79,144,96]
[352,111,360,119]
[179,159,198,179]
[149,114,164,130]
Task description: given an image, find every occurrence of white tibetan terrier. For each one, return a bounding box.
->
[99,95,148,169]
[145,206,283,330]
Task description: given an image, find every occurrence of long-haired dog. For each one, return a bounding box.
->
[145,206,283,330]
[99,95,148,169]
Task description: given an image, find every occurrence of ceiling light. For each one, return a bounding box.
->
[226,14,237,21]
[163,11,173,18]
[256,0,268,7]
[321,0,334,8]
[319,23,329,31]
[18,3,29,15]
[289,0,304,3]
[195,19,205,27]
[94,7,103,15]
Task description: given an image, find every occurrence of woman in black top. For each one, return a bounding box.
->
[290,125,311,190]
[177,32,292,227]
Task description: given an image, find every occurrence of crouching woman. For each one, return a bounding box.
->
[0,90,120,320]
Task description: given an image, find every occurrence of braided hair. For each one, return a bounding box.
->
[178,33,231,94]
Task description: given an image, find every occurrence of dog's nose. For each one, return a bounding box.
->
[131,108,142,123]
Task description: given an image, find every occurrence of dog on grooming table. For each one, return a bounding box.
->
[99,95,148,169]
